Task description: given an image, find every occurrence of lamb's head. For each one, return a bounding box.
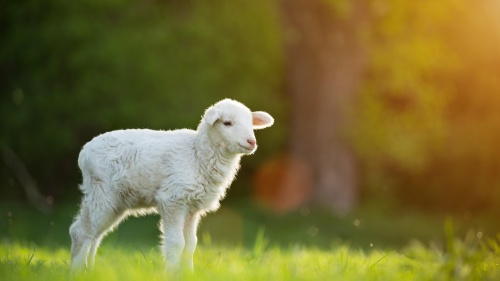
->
[200,99,274,155]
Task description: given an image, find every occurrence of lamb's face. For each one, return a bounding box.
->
[214,109,257,154]
[203,99,274,155]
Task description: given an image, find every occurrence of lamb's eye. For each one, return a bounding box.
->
[223,121,233,126]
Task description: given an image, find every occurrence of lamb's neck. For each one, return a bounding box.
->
[194,129,241,177]
[195,135,239,164]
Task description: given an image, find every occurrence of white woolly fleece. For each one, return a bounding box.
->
[69,99,274,274]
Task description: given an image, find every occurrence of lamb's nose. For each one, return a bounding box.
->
[247,139,256,147]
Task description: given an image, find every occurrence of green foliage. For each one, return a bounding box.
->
[352,0,500,212]
[0,0,286,200]
[353,0,458,172]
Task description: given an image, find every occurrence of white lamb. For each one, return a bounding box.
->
[69,99,274,274]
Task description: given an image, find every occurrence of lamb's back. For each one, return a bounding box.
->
[78,129,197,183]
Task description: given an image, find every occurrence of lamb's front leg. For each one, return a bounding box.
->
[157,200,187,272]
[182,212,200,272]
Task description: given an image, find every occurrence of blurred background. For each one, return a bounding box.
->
[1,0,500,248]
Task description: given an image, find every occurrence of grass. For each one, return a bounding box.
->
[1,201,500,280]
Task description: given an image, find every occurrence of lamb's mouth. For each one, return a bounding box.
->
[239,144,255,151]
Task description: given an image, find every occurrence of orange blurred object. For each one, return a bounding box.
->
[252,154,314,213]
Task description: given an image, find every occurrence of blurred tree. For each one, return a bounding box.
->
[280,0,367,213]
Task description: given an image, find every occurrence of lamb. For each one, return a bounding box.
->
[69,99,274,274]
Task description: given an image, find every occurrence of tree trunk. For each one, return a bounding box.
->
[280,0,366,214]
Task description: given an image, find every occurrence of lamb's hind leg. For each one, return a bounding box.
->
[70,195,124,274]
[69,213,92,275]
[87,209,127,268]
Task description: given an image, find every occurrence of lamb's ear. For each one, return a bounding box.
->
[204,107,221,126]
[252,111,274,129]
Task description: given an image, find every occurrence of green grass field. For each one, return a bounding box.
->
[1,202,500,280]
